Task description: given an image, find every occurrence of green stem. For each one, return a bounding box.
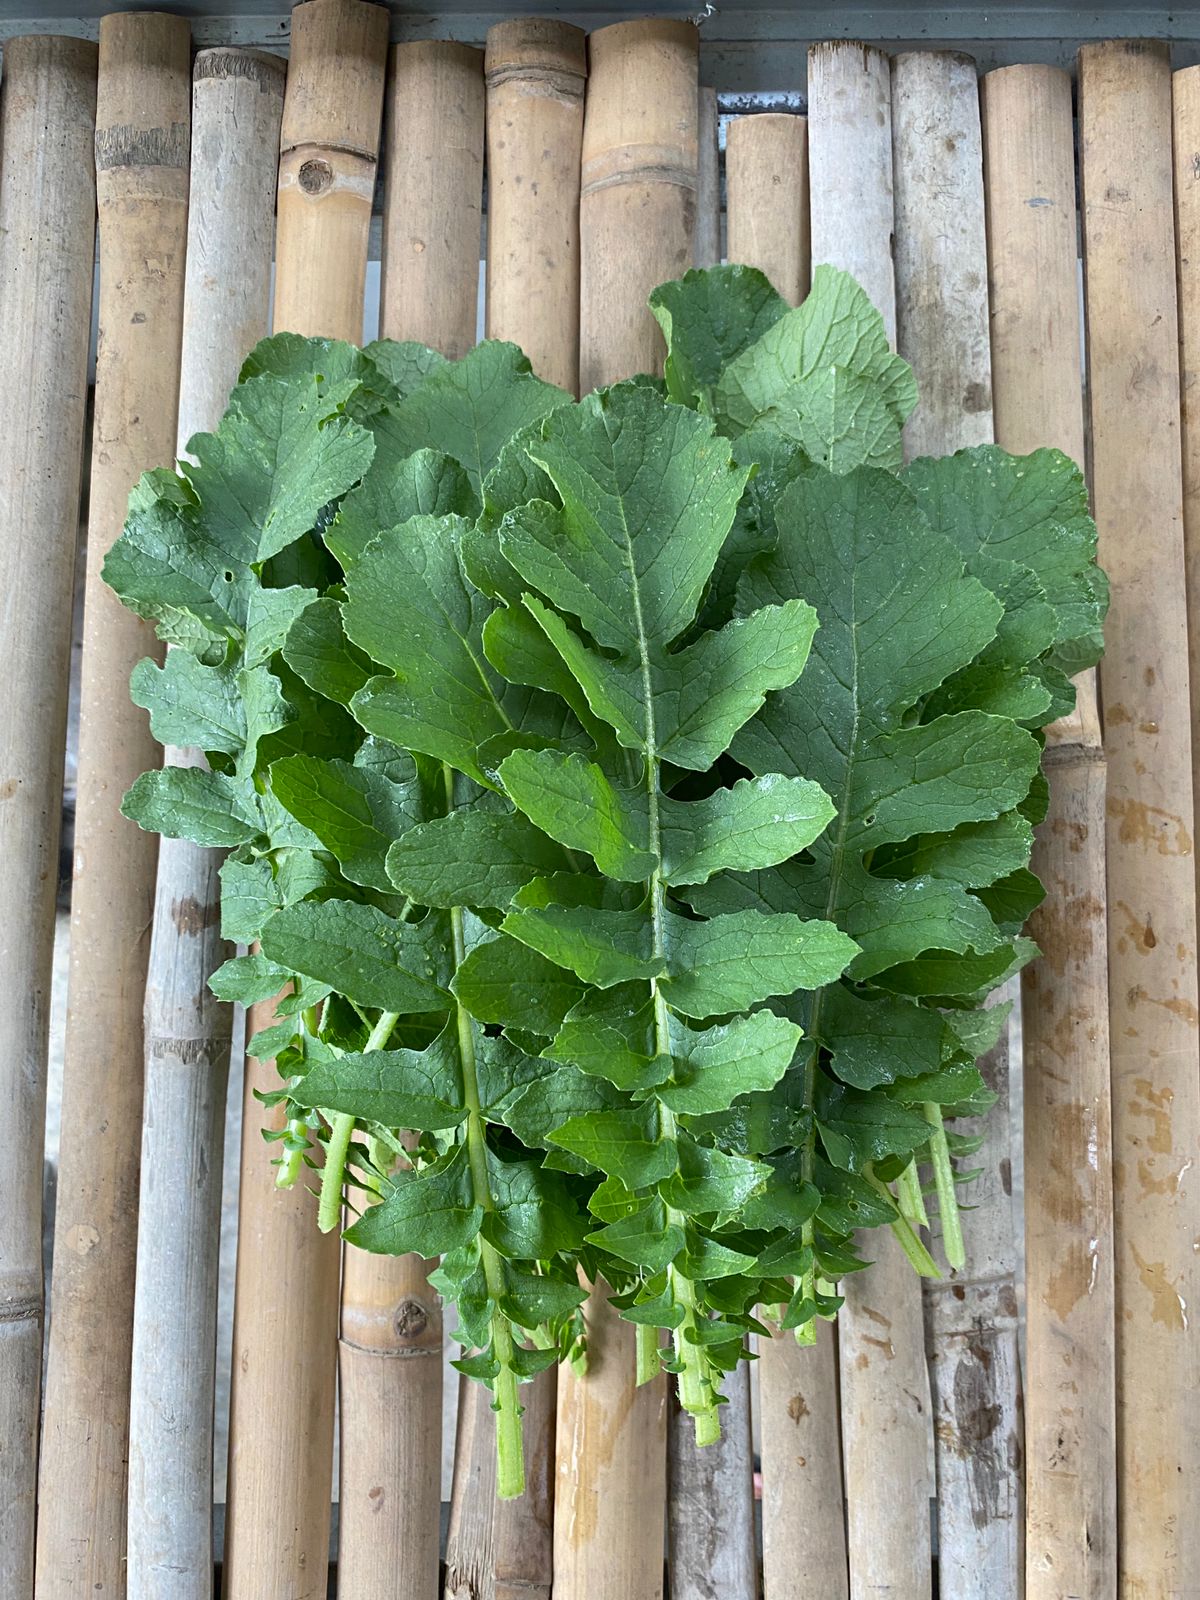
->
[897,1157,929,1231]
[315,1009,400,1232]
[793,1219,816,1346]
[446,793,524,1498]
[635,1323,661,1385]
[923,1102,965,1270]
[865,1170,940,1278]
[275,1122,308,1190]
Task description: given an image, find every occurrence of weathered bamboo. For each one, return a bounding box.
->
[553,1283,667,1600]
[893,49,1024,1594]
[0,35,97,1597]
[667,1364,757,1600]
[125,48,284,1600]
[338,1247,444,1600]
[444,1377,497,1599]
[758,1321,848,1599]
[485,19,585,394]
[579,18,699,393]
[725,113,810,304]
[494,1370,556,1600]
[1080,39,1200,1598]
[893,52,993,457]
[808,38,933,1597]
[383,41,484,359]
[34,18,189,1598]
[695,86,720,269]
[1177,68,1200,972]
[983,62,1117,1599]
[808,41,896,341]
[223,8,387,1598]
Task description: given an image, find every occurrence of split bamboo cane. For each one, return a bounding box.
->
[578,18,699,393]
[725,113,810,305]
[556,22,697,1598]
[125,48,284,1600]
[552,1283,668,1600]
[808,38,934,1598]
[1080,38,1200,1598]
[223,8,387,1599]
[34,18,190,1598]
[667,1365,758,1600]
[485,19,585,395]
[1178,68,1200,920]
[0,35,97,1598]
[983,62,1117,1599]
[759,1319,848,1599]
[383,42,484,360]
[893,50,1024,1595]
[695,86,720,269]
[444,1379,497,1599]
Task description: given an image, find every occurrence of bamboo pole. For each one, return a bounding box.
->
[983,62,1117,1599]
[667,1364,758,1600]
[444,1379,497,1600]
[494,1370,556,1600]
[485,19,585,394]
[34,18,189,1597]
[808,38,933,1598]
[758,1321,848,1599]
[223,8,387,1598]
[338,1248,444,1600]
[126,48,284,1600]
[892,50,1024,1594]
[382,42,484,359]
[552,1284,667,1600]
[0,35,97,1597]
[808,41,896,341]
[579,18,699,393]
[725,113,810,304]
[695,86,720,269]
[1080,39,1200,1598]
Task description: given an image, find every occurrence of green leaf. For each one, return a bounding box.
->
[369,341,569,494]
[451,933,583,1034]
[327,448,476,569]
[386,809,571,909]
[269,755,422,891]
[548,1104,677,1188]
[658,1010,801,1114]
[649,264,789,411]
[121,767,261,848]
[587,1198,685,1272]
[661,908,857,1020]
[181,372,375,563]
[814,1078,931,1172]
[498,749,655,881]
[346,1144,481,1255]
[259,899,452,1014]
[208,952,291,1004]
[661,774,834,886]
[291,1024,466,1130]
[501,904,664,988]
[361,337,447,398]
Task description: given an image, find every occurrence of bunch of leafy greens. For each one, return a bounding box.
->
[105,265,1105,1496]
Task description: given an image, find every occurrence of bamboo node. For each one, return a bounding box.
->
[95,121,189,171]
[582,145,698,198]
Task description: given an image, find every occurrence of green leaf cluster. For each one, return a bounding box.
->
[105,264,1105,1490]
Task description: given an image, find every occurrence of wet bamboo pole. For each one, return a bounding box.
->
[34,18,190,1597]
[759,1320,848,1599]
[383,42,484,360]
[983,62,1117,1599]
[1080,39,1200,1598]
[695,86,720,269]
[553,1284,668,1600]
[667,1366,758,1600]
[485,19,585,394]
[578,18,699,393]
[893,50,1024,1594]
[555,23,697,1598]
[725,113,810,304]
[223,7,387,1598]
[126,48,284,1600]
[0,35,97,1597]
[808,39,934,1599]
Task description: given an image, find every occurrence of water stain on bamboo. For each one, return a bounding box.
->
[1107,795,1193,854]
[1129,1244,1189,1329]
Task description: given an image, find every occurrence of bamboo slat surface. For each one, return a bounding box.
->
[984,60,1118,1600]
[894,48,1024,1598]
[35,18,191,1598]
[0,34,97,1599]
[1080,37,1200,1599]
[725,112,810,304]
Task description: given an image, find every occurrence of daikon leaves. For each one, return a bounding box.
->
[105,261,1105,1488]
